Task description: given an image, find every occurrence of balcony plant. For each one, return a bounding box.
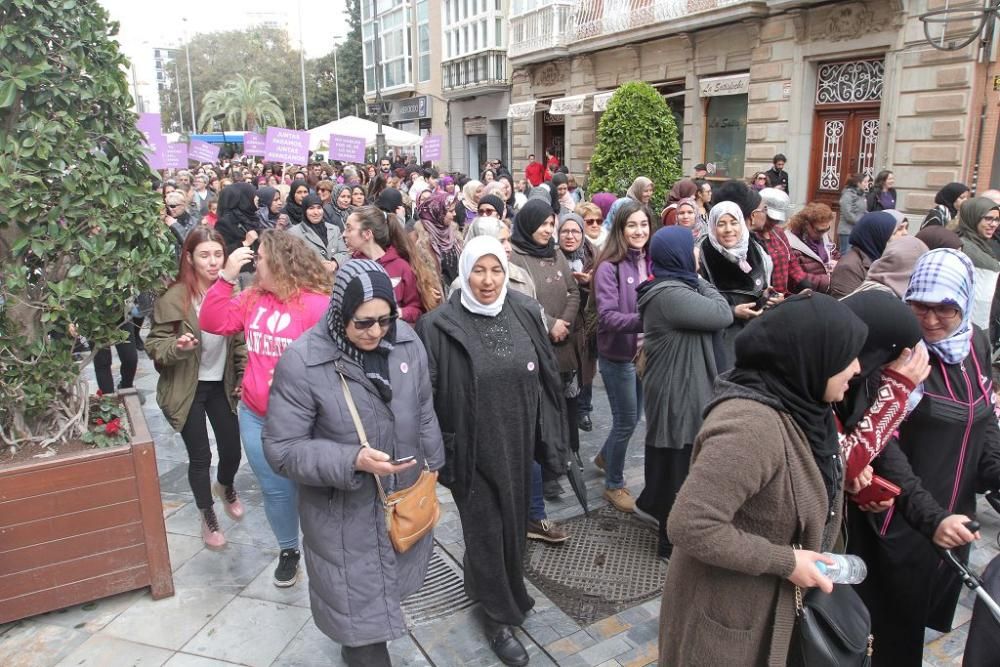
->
[0,0,175,622]
[588,80,682,205]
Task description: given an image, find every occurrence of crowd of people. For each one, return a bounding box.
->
[99,145,1000,666]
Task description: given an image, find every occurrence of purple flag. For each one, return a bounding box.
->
[421,135,442,162]
[264,127,310,164]
[165,143,189,169]
[243,132,266,157]
[188,140,220,164]
[329,134,367,163]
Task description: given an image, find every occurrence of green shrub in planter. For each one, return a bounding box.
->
[587,81,682,206]
[0,1,175,449]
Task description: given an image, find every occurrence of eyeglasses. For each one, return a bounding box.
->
[584,218,602,226]
[559,229,582,237]
[981,215,1000,225]
[351,314,397,331]
[166,203,184,209]
[910,302,961,319]
[477,207,498,216]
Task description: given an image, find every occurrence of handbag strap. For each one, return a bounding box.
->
[338,372,389,507]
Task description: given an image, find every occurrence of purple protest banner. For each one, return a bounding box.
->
[136,112,162,138]
[421,135,442,161]
[243,132,266,156]
[188,140,220,164]
[165,143,189,169]
[264,127,310,164]
[329,134,367,163]
[144,133,168,170]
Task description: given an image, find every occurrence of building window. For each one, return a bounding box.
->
[703,94,747,180]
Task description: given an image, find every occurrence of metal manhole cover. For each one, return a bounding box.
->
[402,545,475,626]
[523,506,667,625]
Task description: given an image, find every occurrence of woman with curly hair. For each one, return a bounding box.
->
[200,230,332,588]
[787,202,841,294]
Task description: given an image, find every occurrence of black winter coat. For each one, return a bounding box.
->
[415,290,569,500]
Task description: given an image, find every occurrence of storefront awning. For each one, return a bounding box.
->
[507,100,537,119]
[699,73,750,98]
[548,94,588,116]
[592,90,616,112]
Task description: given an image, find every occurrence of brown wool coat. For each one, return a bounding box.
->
[509,246,581,373]
[659,396,841,667]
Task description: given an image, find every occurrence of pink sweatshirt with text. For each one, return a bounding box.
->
[199,279,329,416]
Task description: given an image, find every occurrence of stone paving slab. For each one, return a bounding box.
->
[2,349,995,666]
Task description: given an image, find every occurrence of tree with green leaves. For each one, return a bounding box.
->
[0,0,175,449]
[198,74,285,132]
[309,0,366,125]
[588,81,682,207]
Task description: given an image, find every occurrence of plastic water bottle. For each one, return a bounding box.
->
[815,553,867,584]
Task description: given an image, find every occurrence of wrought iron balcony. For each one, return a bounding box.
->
[572,0,763,44]
[508,0,577,64]
[441,50,510,98]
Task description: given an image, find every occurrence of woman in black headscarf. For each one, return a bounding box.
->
[830,211,902,297]
[256,186,281,228]
[215,182,263,269]
[283,179,310,225]
[920,182,969,229]
[836,291,928,485]
[659,292,867,666]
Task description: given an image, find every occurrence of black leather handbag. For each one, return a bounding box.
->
[788,582,873,667]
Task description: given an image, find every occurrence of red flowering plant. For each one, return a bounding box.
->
[81,395,130,448]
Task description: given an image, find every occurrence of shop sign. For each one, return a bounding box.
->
[549,95,587,116]
[464,117,488,135]
[507,100,536,119]
[699,73,750,98]
[395,96,430,120]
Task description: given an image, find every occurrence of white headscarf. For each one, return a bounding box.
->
[459,235,509,317]
[707,200,752,273]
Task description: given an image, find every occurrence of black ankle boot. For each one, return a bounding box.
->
[486,621,529,666]
[341,641,391,667]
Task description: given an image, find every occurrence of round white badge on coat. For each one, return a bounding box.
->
[627,276,635,284]
[400,362,409,374]
[527,362,536,372]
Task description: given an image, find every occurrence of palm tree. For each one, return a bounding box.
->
[197,75,285,132]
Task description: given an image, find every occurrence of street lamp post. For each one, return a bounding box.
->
[333,39,342,120]
[299,0,309,129]
[372,1,386,161]
[173,59,185,132]
[182,18,196,131]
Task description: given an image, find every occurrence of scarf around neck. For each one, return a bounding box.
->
[904,248,975,365]
[707,201,752,273]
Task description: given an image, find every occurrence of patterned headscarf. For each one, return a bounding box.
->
[707,201,752,273]
[326,259,398,402]
[904,248,975,364]
[418,192,459,255]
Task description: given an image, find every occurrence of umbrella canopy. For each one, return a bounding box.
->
[307,116,423,152]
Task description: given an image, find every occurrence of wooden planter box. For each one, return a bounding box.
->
[0,389,174,624]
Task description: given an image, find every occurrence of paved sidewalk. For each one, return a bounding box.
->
[1,351,997,666]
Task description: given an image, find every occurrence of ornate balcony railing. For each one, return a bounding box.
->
[508,0,577,62]
[442,50,510,96]
[573,0,748,41]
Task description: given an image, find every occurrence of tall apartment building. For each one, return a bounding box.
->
[507,0,1000,217]
[441,0,512,175]
[362,0,447,163]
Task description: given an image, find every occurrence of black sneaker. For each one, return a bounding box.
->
[274,548,300,587]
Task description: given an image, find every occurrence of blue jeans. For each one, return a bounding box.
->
[239,402,299,550]
[598,356,643,490]
[529,462,546,521]
[838,232,851,256]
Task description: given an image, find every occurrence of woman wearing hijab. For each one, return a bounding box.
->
[848,249,1000,667]
[215,182,264,269]
[550,172,576,214]
[417,237,568,667]
[916,225,963,251]
[287,194,350,274]
[847,236,929,299]
[829,210,903,298]
[256,186,282,228]
[413,192,463,294]
[626,176,657,232]
[659,292,868,666]
[326,184,353,232]
[282,179,309,225]
[835,291,928,486]
[660,179,698,228]
[920,181,969,229]
[955,196,1000,330]
[263,260,444,667]
[698,200,776,371]
[454,179,483,228]
[591,192,617,223]
[510,199,581,502]
[602,196,630,230]
[558,212,598,435]
[459,216,536,298]
[635,227,732,559]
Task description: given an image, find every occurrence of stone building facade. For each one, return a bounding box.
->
[508,0,999,217]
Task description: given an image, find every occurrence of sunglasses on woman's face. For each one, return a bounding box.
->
[351,314,397,331]
[584,218,602,226]
[478,206,498,217]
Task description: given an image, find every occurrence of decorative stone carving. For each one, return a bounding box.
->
[808,1,880,42]
[532,61,566,88]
